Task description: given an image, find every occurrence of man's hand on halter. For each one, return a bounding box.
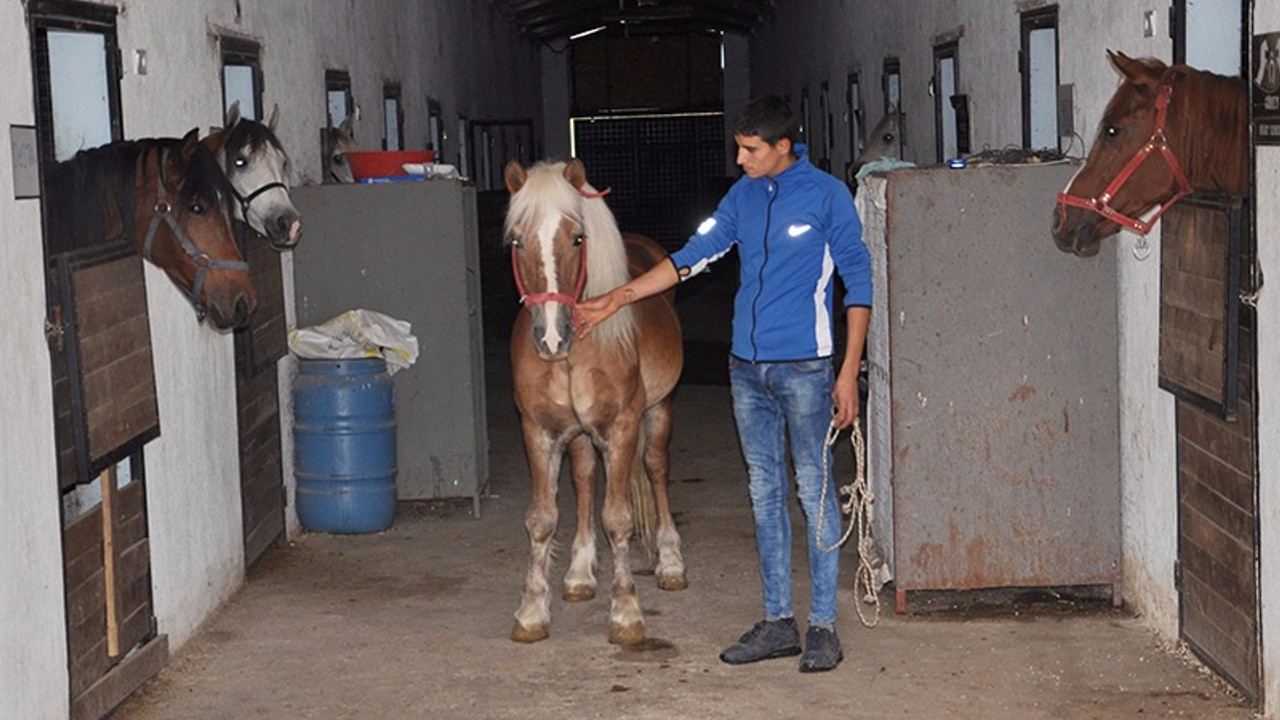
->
[574,287,632,337]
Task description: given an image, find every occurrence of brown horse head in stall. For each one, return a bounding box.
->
[1052,51,1248,257]
[203,102,302,249]
[503,158,686,646]
[45,129,255,329]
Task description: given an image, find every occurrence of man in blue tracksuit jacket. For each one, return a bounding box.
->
[576,95,871,673]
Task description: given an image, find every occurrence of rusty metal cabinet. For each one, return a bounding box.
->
[857,163,1121,607]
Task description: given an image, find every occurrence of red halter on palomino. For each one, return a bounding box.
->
[510,236,588,308]
[509,186,609,310]
[1057,84,1192,236]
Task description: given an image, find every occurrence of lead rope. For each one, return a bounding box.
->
[815,418,879,627]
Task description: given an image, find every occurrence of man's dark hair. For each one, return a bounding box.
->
[733,95,799,146]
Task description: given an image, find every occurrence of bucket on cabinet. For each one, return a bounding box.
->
[293,357,397,533]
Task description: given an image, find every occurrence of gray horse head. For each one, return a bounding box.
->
[847,107,902,185]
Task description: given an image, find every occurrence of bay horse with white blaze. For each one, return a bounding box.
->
[1053,51,1248,256]
[45,129,254,329]
[504,159,686,645]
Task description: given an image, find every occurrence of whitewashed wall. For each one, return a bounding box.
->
[1256,2,1280,710]
[0,0,71,716]
[0,3,541,719]
[752,1,1272,716]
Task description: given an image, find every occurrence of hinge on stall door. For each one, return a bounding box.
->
[44,307,65,352]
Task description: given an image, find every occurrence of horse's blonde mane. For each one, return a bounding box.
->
[505,161,636,350]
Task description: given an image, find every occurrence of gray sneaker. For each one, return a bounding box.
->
[719,618,802,664]
[799,625,843,672]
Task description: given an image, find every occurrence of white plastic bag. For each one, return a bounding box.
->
[289,309,419,375]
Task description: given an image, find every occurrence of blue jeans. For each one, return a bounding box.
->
[729,356,841,628]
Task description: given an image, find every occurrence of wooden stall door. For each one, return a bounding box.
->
[234,236,289,567]
[49,248,168,720]
[1160,197,1261,703]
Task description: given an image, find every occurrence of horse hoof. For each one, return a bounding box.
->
[563,585,596,602]
[657,572,688,591]
[511,622,549,644]
[609,622,646,646]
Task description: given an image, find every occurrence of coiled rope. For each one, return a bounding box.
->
[815,418,880,627]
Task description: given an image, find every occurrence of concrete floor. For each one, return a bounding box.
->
[110,330,1256,720]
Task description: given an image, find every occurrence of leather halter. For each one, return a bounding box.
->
[231,179,294,250]
[142,147,250,321]
[509,186,609,310]
[233,179,290,225]
[1057,84,1193,236]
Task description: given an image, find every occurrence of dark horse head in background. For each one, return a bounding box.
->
[1052,51,1248,257]
[45,129,255,329]
[202,102,302,250]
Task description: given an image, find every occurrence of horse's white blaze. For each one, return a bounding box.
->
[536,213,567,352]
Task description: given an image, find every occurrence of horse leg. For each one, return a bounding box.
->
[563,433,598,602]
[643,398,687,591]
[598,420,646,645]
[512,425,564,643]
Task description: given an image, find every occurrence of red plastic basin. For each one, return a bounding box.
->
[345,150,437,180]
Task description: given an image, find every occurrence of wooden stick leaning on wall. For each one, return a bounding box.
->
[101,466,120,659]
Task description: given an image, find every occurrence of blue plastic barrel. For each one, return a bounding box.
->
[293,357,397,533]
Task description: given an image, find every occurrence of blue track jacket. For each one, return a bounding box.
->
[670,144,872,362]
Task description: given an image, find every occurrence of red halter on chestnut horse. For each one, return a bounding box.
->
[1052,51,1248,257]
[503,158,686,646]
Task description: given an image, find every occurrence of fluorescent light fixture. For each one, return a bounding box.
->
[570,25,607,40]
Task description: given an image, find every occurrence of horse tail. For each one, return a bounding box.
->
[628,422,659,558]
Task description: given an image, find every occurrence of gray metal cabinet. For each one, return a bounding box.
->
[292,180,488,513]
[857,163,1120,606]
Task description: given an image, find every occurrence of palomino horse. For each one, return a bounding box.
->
[44,129,255,329]
[321,114,358,184]
[846,107,903,186]
[203,102,302,249]
[1053,51,1248,256]
[504,159,686,645]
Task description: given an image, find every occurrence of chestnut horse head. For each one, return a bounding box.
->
[1052,51,1248,257]
[203,102,301,250]
[45,129,255,329]
[502,158,634,361]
